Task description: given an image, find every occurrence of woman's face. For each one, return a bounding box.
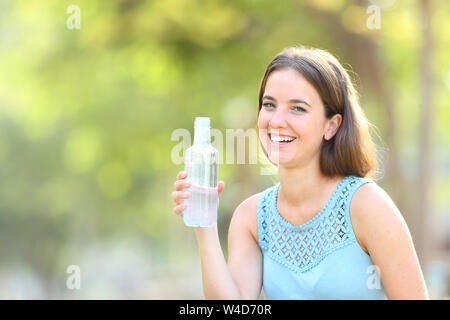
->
[258,68,337,168]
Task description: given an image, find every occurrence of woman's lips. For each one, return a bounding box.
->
[268,134,297,148]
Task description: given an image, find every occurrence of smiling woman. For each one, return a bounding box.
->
[172,45,429,300]
[257,47,376,177]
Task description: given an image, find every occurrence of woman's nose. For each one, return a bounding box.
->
[269,108,288,128]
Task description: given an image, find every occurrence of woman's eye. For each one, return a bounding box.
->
[262,102,275,108]
[262,103,305,113]
[293,106,306,112]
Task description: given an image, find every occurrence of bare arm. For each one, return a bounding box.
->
[172,171,262,299]
[351,183,429,299]
[226,195,263,299]
[194,225,241,299]
[194,195,263,299]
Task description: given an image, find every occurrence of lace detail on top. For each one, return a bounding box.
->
[258,176,370,274]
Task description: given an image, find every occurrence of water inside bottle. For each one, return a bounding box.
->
[183,183,218,227]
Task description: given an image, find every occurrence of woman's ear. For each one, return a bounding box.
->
[324,114,342,141]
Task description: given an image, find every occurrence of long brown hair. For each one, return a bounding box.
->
[258,46,378,179]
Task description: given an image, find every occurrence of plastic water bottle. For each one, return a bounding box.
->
[183,117,219,227]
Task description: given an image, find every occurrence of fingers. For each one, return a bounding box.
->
[172,172,225,217]
[173,203,187,216]
[173,179,192,191]
[172,171,191,215]
[171,190,191,205]
[218,181,225,195]
[177,171,187,180]
[174,171,191,188]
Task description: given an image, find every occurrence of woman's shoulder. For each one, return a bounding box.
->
[350,178,397,214]
[230,187,273,242]
[232,192,262,224]
[233,183,277,217]
[350,178,406,251]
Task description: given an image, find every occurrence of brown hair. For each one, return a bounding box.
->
[258,46,378,179]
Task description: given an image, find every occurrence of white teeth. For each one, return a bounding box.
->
[270,135,296,142]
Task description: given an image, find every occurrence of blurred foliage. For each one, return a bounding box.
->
[0,0,448,298]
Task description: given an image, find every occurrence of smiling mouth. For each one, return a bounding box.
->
[269,133,297,144]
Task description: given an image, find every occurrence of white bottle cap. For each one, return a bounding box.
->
[194,117,210,128]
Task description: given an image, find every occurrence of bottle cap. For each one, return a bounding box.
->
[194,117,210,128]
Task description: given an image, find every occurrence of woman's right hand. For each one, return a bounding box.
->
[171,171,225,216]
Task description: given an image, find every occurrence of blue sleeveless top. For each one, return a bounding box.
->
[257,176,386,300]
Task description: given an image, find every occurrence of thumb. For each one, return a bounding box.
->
[218,181,225,196]
[217,181,225,209]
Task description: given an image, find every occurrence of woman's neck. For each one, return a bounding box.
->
[277,162,341,208]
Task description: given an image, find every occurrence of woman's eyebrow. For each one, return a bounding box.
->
[262,95,311,107]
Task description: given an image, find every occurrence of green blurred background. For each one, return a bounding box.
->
[0,0,448,299]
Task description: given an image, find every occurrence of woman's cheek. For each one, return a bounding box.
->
[257,111,265,126]
[258,111,272,129]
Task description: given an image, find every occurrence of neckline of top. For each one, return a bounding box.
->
[271,176,354,230]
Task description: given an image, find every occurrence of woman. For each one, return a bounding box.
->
[171,46,429,299]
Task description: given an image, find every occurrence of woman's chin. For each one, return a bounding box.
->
[268,153,293,166]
